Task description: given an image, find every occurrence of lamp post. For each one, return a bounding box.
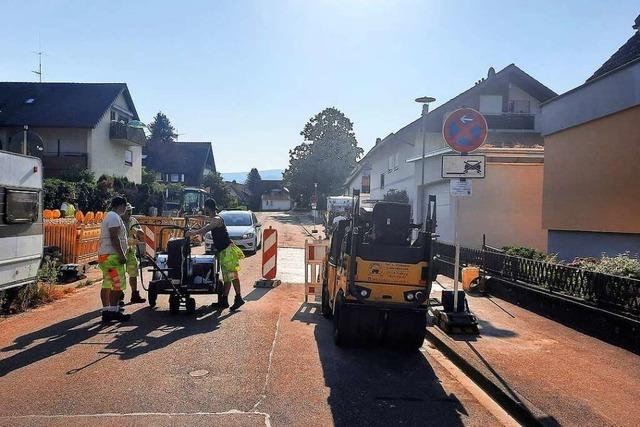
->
[313,182,318,234]
[414,96,436,226]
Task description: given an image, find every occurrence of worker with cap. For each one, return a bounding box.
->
[121,203,146,304]
[60,196,77,219]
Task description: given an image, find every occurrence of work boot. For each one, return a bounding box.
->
[213,296,229,310]
[230,295,245,311]
[101,310,113,324]
[130,291,146,304]
[112,311,131,322]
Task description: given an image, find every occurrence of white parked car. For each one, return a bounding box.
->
[205,210,263,255]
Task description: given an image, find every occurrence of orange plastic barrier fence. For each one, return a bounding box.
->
[133,216,207,251]
[44,213,206,264]
[44,213,103,265]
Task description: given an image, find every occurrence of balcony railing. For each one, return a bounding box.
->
[42,153,88,177]
[484,113,535,130]
[110,121,147,146]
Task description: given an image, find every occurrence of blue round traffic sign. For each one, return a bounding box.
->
[442,108,488,153]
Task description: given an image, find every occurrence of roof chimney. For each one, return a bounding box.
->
[633,14,640,30]
[422,104,429,116]
[375,137,382,145]
[487,67,496,78]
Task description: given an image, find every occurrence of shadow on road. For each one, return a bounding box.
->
[305,303,470,427]
[1,309,105,377]
[0,304,236,377]
[244,287,273,302]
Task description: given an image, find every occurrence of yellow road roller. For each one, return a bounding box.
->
[321,191,437,350]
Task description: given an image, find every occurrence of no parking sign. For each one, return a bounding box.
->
[443,108,488,153]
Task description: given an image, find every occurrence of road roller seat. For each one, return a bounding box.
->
[371,202,411,246]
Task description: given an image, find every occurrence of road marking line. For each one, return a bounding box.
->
[423,344,521,427]
[1,410,272,427]
[252,308,282,412]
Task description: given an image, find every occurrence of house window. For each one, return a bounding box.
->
[361,175,370,194]
[479,95,503,114]
[170,173,180,183]
[509,100,531,114]
[118,113,129,124]
[388,156,393,173]
[110,110,116,121]
[394,153,400,171]
[380,173,385,189]
[124,149,133,166]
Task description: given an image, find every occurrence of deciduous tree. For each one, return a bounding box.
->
[284,107,362,209]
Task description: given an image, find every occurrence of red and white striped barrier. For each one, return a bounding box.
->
[143,225,156,258]
[255,227,280,288]
[304,239,329,303]
[262,227,278,279]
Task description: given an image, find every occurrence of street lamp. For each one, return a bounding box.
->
[415,97,436,226]
[313,182,318,234]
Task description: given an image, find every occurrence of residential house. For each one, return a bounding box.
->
[540,15,640,260]
[0,82,146,183]
[259,180,292,211]
[143,141,216,187]
[345,64,556,249]
[225,180,252,207]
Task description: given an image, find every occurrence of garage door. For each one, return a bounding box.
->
[423,181,454,243]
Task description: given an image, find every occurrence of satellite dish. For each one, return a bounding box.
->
[8,130,45,157]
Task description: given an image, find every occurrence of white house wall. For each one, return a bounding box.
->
[88,110,142,183]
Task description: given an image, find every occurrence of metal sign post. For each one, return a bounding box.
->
[437,107,487,332]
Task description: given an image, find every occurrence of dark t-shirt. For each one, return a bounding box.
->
[209,216,232,252]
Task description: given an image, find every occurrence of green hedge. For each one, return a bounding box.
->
[44,172,164,215]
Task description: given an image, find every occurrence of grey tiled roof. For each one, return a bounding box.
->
[0,82,137,127]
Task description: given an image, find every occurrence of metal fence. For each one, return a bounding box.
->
[433,241,640,318]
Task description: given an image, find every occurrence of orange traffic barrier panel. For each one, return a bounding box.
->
[44,214,104,265]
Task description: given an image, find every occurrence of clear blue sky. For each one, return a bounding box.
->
[1,1,637,172]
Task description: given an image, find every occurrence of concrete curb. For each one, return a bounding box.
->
[424,327,553,427]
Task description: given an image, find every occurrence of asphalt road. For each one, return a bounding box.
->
[0,212,508,427]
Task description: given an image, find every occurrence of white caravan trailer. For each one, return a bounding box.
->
[0,151,43,292]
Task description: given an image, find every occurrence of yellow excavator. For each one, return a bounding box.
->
[321,191,437,350]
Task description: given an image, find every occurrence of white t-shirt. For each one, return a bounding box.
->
[98,211,127,255]
[333,215,347,225]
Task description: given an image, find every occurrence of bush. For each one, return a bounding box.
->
[1,258,62,313]
[43,178,76,211]
[44,171,165,215]
[579,252,640,279]
[502,246,555,262]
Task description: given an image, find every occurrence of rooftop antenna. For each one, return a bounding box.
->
[32,36,44,82]
[175,129,186,141]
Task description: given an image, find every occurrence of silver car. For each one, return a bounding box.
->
[205,210,263,255]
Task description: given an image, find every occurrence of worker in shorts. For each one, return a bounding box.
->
[186,198,245,311]
[121,203,146,304]
[98,196,131,323]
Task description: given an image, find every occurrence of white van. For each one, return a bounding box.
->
[0,151,43,292]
